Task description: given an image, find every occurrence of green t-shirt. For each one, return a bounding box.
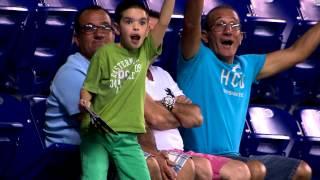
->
[82,36,161,133]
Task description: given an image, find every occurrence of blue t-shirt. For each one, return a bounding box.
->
[177,42,265,155]
[44,52,89,147]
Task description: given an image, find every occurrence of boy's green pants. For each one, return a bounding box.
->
[80,128,151,180]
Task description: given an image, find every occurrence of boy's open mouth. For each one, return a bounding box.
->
[130,34,141,44]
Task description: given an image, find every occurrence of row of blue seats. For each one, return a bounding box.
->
[2,0,320,17]
[1,0,320,96]
[0,0,319,179]
[0,94,82,179]
[0,93,319,178]
[0,0,80,95]
[241,104,320,179]
[250,66,320,111]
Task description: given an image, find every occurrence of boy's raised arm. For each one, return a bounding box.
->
[181,0,203,60]
[150,0,175,48]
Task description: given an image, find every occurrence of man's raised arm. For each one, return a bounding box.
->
[258,22,320,80]
[181,0,204,59]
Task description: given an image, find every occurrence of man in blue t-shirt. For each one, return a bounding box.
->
[177,0,320,179]
[45,5,116,148]
[43,5,116,178]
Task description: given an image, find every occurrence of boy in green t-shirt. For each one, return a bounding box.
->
[79,0,175,179]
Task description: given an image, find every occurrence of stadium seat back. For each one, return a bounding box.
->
[246,105,302,156]
[0,93,25,177]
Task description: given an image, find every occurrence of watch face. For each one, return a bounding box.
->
[164,95,175,106]
[162,88,175,111]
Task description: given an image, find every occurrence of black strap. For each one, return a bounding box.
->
[84,107,118,135]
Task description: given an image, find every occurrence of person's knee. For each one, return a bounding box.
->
[184,158,196,171]
[193,157,213,180]
[177,158,195,180]
[246,160,266,180]
[235,161,251,180]
[146,157,161,180]
[220,160,251,180]
[292,160,312,180]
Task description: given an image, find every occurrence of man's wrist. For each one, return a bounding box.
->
[161,88,176,111]
[161,91,175,111]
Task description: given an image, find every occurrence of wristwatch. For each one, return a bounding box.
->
[161,88,175,111]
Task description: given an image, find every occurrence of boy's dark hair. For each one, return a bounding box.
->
[115,0,149,23]
[204,5,239,31]
[74,5,110,34]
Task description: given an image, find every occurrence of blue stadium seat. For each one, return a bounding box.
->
[285,20,320,62]
[249,0,300,20]
[0,0,37,10]
[26,95,47,148]
[250,76,281,105]
[25,95,81,179]
[291,107,320,179]
[235,1,296,54]
[285,62,320,107]
[0,7,27,92]
[146,0,185,15]
[286,0,320,54]
[95,0,139,13]
[293,107,320,144]
[153,17,183,79]
[43,0,94,10]
[0,1,37,92]
[299,0,320,21]
[0,6,28,68]
[314,83,320,106]
[0,122,24,178]
[14,2,78,95]
[3,95,44,178]
[245,105,303,156]
[20,95,113,179]
[239,119,253,157]
[238,16,286,54]
[251,63,320,110]
[0,93,25,177]
[248,0,301,43]
[203,0,251,21]
[5,95,81,179]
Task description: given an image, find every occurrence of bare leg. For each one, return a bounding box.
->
[292,161,312,180]
[220,160,251,180]
[147,157,162,180]
[176,158,196,180]
[246,160,266,180]
[192,156,213,180]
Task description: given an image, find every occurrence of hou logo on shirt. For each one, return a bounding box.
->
[220,64,245,97]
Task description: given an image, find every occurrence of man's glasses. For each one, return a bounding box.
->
[80,23,113,34]
[210,22,241,32]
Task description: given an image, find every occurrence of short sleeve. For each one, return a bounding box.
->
[241,54,266,82]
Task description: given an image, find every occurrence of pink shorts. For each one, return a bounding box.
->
[172,150,230,179]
